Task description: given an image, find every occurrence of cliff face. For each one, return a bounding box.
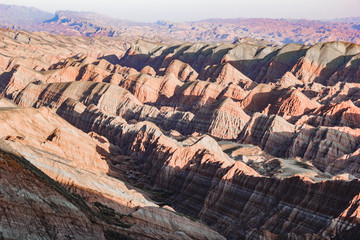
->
[239,113,296,156]
[200,174,360,239]
[238,112,360,176]
[192,98,250,139]
[0,105,225,240]
[0,150,105,240]
[165,59,199,81]
[12,81,252,140]
[120,40,360,87]
[290,42,360,84]
[52,100,360,239]
[0,28,359,239]
[240,84,319,117]
[296,100,360,129]
[14,79,359,177]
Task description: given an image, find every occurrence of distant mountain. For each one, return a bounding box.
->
[45,10,140,28]
[331,17,360,23]
[0,4,52,27]
[0,4,359,45]
[41,10,143,37]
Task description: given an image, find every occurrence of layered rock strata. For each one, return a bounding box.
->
[0,105,225,240]
[52,100,360,239]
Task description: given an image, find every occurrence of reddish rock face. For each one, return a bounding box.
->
[0,150,106,240]
[140,65,156,76]
[40,101,360,239]
[120,40,360,88]
[296,99,360,129]
[0,27,359,239]
[0,105,226,240]
[165,59,199,81]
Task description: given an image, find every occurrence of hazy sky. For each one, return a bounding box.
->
[0,0,359,22]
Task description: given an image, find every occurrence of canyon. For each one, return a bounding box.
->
[0,22,359,240]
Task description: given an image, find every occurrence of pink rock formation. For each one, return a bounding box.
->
[140,65,156,76]
[0,150,105,240]
[192,98,250,139]
[239,113,296,156]
[118,73,182,103]
[0,27,359,239]
[240,84,319,117]
[275,71,304,88]
[165,59,198,81]
[0,105,225,240]
[328,53,360,84]
[170,80,246,111]
[296,100,360,128]
[270,88,320,117]
[51,100,360,239]
[291,42,360,84]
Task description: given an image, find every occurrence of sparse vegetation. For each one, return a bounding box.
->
[295,161,313,170]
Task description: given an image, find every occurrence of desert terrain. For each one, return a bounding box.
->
[0,3,359,240]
